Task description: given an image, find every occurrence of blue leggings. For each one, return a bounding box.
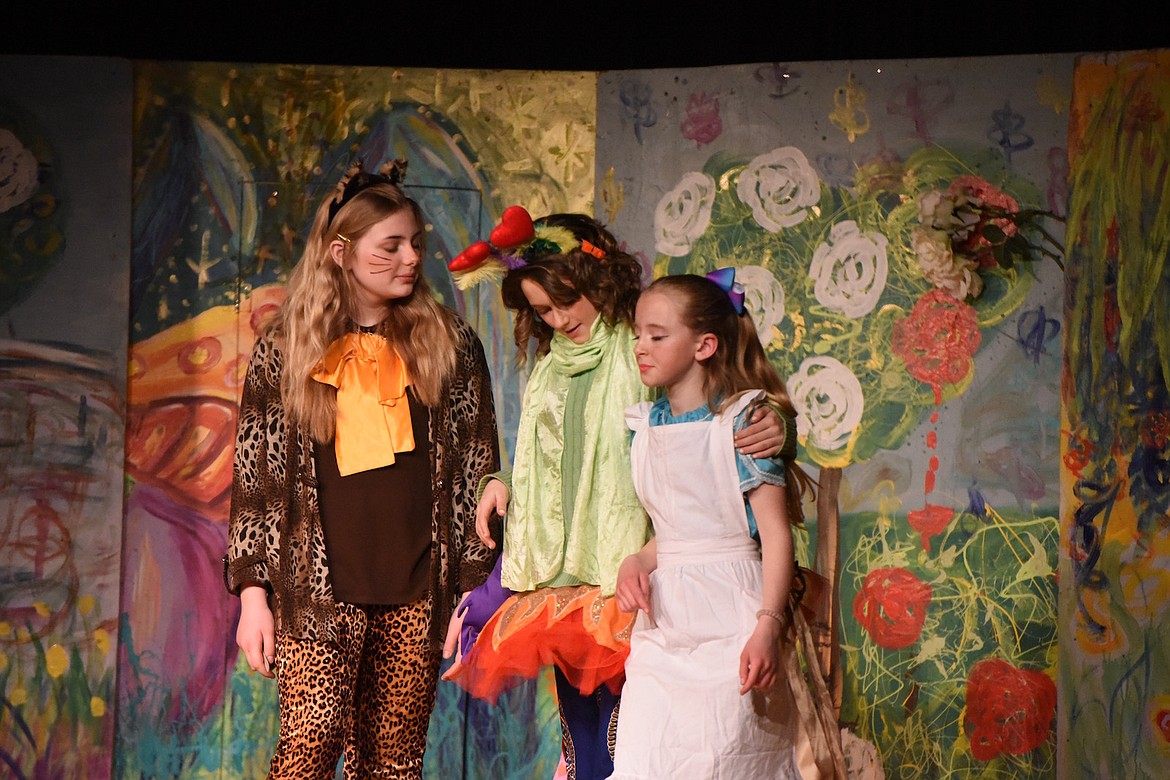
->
[555,667,620,780]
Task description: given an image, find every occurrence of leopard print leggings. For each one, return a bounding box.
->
[269,597,439,779]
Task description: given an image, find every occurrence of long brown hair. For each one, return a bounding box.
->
[271,163,457,442]
[644,273,817,522]
[500,214,643,362]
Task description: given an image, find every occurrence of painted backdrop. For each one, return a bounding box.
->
[120,61,595,779]
[1059,50,1170,779]
[596,54,1072,778]
[2,47,1167,780]
[0,56,131,778]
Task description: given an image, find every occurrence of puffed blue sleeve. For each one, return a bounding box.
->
[734,406,792,493]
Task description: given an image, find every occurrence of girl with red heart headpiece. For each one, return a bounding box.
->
[442,210,787,780]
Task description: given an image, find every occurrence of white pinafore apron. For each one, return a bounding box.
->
[609,391,800,779]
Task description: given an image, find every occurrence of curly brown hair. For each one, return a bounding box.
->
[499,213,644,362]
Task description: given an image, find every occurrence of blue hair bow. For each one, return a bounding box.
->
[705,267,746,314]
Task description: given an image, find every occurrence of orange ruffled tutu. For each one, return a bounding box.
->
[445,584,635,704]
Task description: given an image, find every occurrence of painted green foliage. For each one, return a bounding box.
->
[653,141,1063,775]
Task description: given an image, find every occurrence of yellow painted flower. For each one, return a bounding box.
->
[9,687,27,706]
[94,628,111,655]
[34,602,51,618]
[45,644,69,678]
[90,696,107,717]
[0,621,11,638]
[78,594,96,616]
[16,627,30,642]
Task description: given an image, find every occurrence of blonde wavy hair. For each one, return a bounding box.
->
[270,162,457,443]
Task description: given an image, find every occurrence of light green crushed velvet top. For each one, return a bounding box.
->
[502,319,652,595]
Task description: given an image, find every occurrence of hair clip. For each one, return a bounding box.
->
[580,239,607,259]
[327,158,408,227]
[705,267,746,314]
[335,233,351,243]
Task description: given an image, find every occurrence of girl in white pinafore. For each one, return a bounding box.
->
[610,271,814,779]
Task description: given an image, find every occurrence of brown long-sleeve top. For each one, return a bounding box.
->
[224,314,500,646]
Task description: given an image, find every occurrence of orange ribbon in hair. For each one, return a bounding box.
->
[579,239,607,259]
[311,332,414,476]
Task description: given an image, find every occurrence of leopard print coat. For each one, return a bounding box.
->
[224,314,500,646]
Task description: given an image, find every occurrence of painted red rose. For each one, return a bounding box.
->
[964,658,1056,760]
[852,567,932,650]
[892,289,982,391]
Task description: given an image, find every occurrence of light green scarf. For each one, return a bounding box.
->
[502,319,651,595]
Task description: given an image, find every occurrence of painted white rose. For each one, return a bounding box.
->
[789,356,864,452]
[0,129,38,214]
[654,171,716,256]
[736,145,820,232]
[911,228,983,300]
[809,220,889,319]
[840,730,885,780]
[735,265,786,346]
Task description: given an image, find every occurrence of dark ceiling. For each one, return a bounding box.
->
[4,2,1163,70]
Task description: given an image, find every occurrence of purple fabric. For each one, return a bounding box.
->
[457,553,513,655]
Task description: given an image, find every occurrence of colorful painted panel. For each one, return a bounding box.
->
[1060,51,1170,779]
[5,44,1164,780]
[0,56,131,779]
[123,61,594,778]
[597,54,1072,777]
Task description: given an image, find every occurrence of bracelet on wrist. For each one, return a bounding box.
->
[756,607,786,625]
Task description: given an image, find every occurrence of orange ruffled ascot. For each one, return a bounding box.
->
[445,584,635,704]
[311,331,414,476]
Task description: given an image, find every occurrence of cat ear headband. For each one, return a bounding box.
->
[328,158,408,227]
[447,205,606,290]
[705,267,746,314]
